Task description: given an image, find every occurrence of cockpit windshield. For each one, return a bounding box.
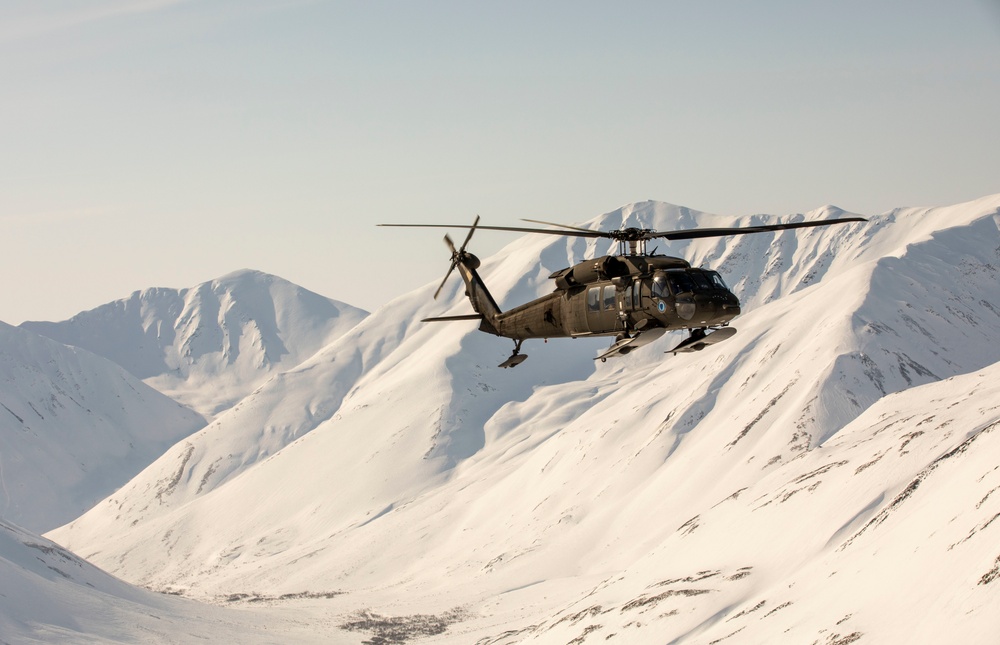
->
[667,270,695,295]
[690,272,712,291]
[652,269,730,297]
[706,270,728,290]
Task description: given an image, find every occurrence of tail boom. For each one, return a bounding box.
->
[455,257,502,336]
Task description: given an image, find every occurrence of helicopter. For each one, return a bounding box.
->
[380,214,867,368]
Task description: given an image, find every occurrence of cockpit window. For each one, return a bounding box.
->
[653,270,727,296]
[690,272,713,291]
[707,271,728,290]
[667,270,695,295]
[651,273,669,298]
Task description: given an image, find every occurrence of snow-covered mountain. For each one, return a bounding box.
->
[470,360,1000,644]
[0,321,205,533]
[22,269,368,419]
[44,195,1000,643]
[0,518,331,643]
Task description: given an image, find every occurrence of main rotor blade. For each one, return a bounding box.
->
[520,218,598,234]
[650,217,868,241]
[378,223,608,239]
[380,216,867,245]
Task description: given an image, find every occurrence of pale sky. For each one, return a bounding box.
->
[2,0,999,324]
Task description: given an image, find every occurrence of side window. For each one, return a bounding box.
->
[587,286,601,312]
[631,283,640,309]
[652,275,669,299]
[603,285,616,311]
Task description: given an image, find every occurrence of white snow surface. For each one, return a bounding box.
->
[22,269,368,419]
[0,518,336,643]
[12,195,1000,642]
[0,322,205,533]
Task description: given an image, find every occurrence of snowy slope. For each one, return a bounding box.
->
[465,360,1000,644]
[0,321,205,533]
[23,269,368,419]
[0,518,343,644]
[49,195,1000,643]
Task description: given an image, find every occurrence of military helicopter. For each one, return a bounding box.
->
[380,214,866,368]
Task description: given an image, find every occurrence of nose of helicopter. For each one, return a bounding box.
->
[692,290,741,326]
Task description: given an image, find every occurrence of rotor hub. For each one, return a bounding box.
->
[608,227,656,242]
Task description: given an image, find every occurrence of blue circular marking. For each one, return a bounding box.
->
[657,301,666,313]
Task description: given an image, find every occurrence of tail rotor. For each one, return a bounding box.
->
[433,215,480,299]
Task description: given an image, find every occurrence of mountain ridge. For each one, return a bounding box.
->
[22,268,368,418]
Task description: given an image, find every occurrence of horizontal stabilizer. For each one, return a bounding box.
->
[421,314,485,323]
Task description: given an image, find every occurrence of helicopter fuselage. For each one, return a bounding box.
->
[472,254,740,341]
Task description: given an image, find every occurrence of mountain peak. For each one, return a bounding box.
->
[211,268,282,286]
[22,270,368,418]
[803,204,857,219]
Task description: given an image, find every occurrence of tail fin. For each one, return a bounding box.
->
[435,217,502,336]
[452,249,501,335]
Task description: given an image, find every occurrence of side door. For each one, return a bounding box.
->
[585,283,618,333]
